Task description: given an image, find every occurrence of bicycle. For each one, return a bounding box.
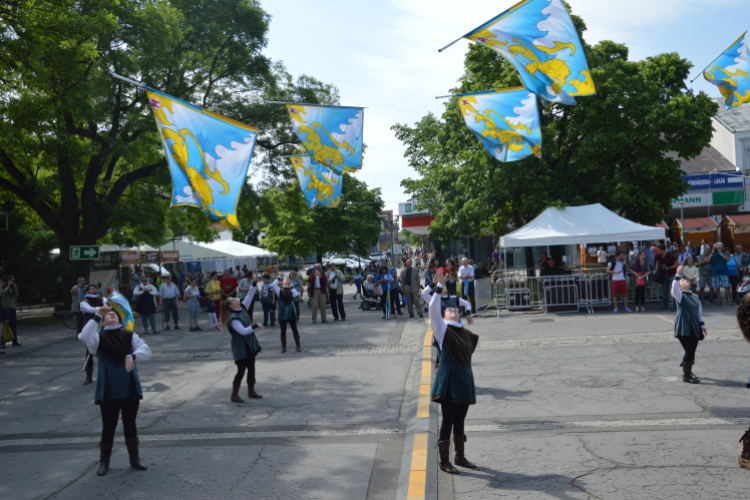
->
[62,310,78,330]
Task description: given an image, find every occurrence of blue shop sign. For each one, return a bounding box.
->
[682,172,743,191]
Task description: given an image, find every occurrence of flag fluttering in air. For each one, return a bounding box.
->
[147,89,258,230]
[462,0,595,105]
[458,88,542,162]
[105,290,135,332]
[286,104,364,174]
[703,32,750,109]
[290,155,342,208]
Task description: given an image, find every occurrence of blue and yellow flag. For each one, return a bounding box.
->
[703,32,750,109]
[463,0,595,105]
[286,104,363,174]
[146,89,258,230]
[105,290,135,332]
[458,88,542,162]
[290,155,342,208]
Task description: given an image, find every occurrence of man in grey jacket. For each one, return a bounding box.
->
[400,259,423,318]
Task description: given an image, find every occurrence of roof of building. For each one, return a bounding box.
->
[665,147,736,174]
[672,217,718,229]
[713,97,750,132]
[725,214,750,225]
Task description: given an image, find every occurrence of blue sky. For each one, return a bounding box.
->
[262,0,750,213]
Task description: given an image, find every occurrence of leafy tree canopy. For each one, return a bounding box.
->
[0,0,337,279]
[392,8,718,241]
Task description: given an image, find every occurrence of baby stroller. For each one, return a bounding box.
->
[359,286,382,311]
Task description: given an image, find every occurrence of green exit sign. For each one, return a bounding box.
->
[70,245,100,261]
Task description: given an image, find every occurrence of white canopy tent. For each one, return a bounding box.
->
[158,239,277,273]
[500,204,666,248]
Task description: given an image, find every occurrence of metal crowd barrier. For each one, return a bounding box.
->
[473,278,493,313]
[488,268,668,316]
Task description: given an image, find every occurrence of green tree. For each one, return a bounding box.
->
[0,0,337,286]
[260,176,383,262]
[392,8,717,242]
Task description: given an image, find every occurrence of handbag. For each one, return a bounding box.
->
[373,284,383,296]
[1,323,13,344]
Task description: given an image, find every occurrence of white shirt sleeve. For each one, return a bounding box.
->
[132,285,143,297]
[459,297,472,313]
[77,317,100,354]
[230,318,254,336]
[242,285,257,310]
[426,285,447,349]
[129,333,151,362]
[671,278,683,303]
[79,301,98,314]
[271,279,281,295]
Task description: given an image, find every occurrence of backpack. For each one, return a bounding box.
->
[653,265,666,285]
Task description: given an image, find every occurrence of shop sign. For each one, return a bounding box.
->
[139,251,159,263]
[161,251,179,262]
[682,172,743,191]
[398,202,429,216]
[735,224,750,234]
[119,251,139,265]
[671,194,708,208]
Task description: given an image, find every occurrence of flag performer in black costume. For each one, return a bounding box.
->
[78,305,152,476]
[422,268,478,474]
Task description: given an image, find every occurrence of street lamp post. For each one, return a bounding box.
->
[680,202,685,246]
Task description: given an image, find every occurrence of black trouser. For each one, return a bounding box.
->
[233,354,256,385]
[635,286,646,307]
[163,297,179,324]
[84,349,94,378]
[439,401,470,441]
[380,292,390,315]
[330,294,346,319]
[390,289,402,314]
[679,336,700,365]
[280,319,299,342]
[100,398,140,443]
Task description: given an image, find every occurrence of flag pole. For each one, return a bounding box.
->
[438,36,465,53]
[110,72,145,88]
[689,62,713,83]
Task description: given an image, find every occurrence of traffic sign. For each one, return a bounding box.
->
[70,245,100,261]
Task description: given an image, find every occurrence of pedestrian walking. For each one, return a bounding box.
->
[0,275,20,348]
[697,244,714,304]
[606,251,632,313]
[387,261,404,316]
[683,256,699,292]
[308,264,328,324]
[158,275,180,331]
[597,246,608,264]
[328,263,346,321]
[632,251,652,312]
[271,274,301,353]
[259,274,276,327]
[184,278,202,331]
[132,277,160,334]
[458,258,476,313]
[71,276,87,333]
[673,265,707,384]
[422,268,478,475]
[400,259,424,318]
[77,305,151,476]
[205,272,223,318]
[710,243,732,306]
[219,283,264,403]
[78,284,104,385]
[351,267,363,300]
[375,266,394,319]
[205,292,220,330]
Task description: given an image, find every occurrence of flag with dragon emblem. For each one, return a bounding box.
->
[105,290,135,332]
[290,155,342,208]
[703,32,750,109]
[286,104,363,174]
[463,0,595,105]
[146,89,258,230]
[458,88,542,162]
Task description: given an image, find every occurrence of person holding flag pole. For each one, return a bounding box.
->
[77,292,151,477]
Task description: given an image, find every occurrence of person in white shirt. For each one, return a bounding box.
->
[458,258,476,313]
[158,275,180,331]
[271,274,301,352]
[327,264,347,321]
[77,305,152,476]
[132,277,159,334]
[606,251,632,313]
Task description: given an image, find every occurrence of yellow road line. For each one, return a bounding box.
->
[406,320,434,500]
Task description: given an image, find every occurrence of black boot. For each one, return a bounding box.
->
[683,362,700,384]
[125,437,148,470]
[453,435,477,469]
[231,382,245,403]
[83,373,93,385]
[293,334,301,352]
[248,379,262,399]
[280,335,287,353]
[437,440,460,474]
[97,441,113,476]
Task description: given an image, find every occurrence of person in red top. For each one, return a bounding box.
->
[220,269,239,300]
[655,244,679,311]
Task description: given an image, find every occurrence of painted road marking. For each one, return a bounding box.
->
[466,417,750,433]
[0,428,404,447]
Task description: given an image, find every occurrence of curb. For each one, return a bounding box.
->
[396,320,437,500]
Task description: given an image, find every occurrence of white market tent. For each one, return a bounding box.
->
[500,204,666,248]
[158,239,277,273]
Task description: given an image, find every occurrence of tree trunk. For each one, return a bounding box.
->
[59,243,93,306]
